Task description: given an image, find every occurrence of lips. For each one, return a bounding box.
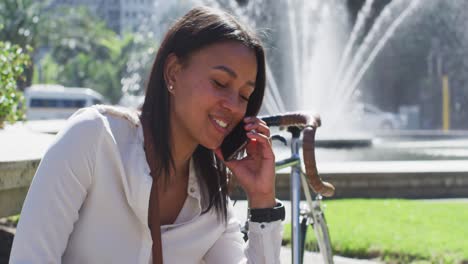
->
[209,115,231,135]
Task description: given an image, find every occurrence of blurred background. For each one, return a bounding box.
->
[2,0,468,131]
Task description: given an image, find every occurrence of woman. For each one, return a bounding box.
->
[10,6,284,263]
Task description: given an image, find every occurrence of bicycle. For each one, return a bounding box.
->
[242,113,336,264]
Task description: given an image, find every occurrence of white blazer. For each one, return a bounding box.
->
[10,106,283,264]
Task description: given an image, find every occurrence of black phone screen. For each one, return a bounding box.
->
[220,121,248,161]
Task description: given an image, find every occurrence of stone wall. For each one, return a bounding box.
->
[3,159,468,218]
[0,160,39,218]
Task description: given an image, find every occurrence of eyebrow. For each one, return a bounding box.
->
[212,65,256,87]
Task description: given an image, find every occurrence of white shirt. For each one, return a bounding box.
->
[10,106,283,264]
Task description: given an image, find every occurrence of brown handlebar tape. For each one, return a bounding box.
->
[302,126,335,197]
[261,112,334,197]
[261,112,321,128]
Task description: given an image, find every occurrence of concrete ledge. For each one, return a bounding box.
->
[322,171,468,199]
[0,123,55,218]
[232,160,468,200]
[0,187,30,218]
[0,160,39,218]
[0,123,55,162]
[0,160,40,191]
[376,130,468,140]
[2,123,468,218]
[4,159,468,217]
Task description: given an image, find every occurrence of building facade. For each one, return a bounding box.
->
[50,0,155,34]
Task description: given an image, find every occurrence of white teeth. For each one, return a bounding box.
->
[214,118,228,128]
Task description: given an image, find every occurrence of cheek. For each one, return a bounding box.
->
[177,71,205,95]
[172,79,209,120]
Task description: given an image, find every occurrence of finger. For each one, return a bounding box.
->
[244,122,270,137]
[245,135,274,161]
[244,116,270,136]
[246,131,274,151]
[244,116,267,127]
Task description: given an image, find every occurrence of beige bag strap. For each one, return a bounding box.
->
[141,117,164,264]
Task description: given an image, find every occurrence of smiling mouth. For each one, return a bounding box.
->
[214,118,228,128]
[210,116,230,134]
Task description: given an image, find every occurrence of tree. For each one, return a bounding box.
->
[38,7,152,103]
[1,1,155,103]
[0,0,46,90]
[0,40,30,128]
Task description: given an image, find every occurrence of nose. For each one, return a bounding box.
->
[220,92,245,116]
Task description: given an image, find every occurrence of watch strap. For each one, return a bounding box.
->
[249,201,285,223]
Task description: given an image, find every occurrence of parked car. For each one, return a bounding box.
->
[24,84,106,120]
[353,103,405,130]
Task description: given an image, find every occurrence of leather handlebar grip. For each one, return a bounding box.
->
[261,113,334,197]
[261,113,320,127]
[302,126,335,197]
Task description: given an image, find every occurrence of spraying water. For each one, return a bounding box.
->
[121,0,425,132]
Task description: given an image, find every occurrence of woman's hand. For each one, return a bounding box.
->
[215,116,276,208]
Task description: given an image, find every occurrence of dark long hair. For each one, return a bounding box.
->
[141,6,266,222]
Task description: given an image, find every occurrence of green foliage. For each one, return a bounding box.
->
[46,6,116,65]
[0,0,44,48]
[33,6,154,103]
[0,41,30,128]
[1,2,153,103]
[283,199,468,264]
[0,0,46,89]
[32,53,59,84]
[6,214,20,226]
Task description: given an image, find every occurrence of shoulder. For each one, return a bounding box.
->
[58,107,108,139]
[60,105,141,141]
[91,104,140,127]
[90,105,142,144]
[70,104,140,130]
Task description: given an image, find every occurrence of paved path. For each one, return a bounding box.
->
[280,247,382,264]
[232,200,382,264]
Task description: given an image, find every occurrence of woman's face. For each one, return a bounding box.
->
[168,41,257,150]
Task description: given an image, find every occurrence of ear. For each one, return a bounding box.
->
[164,53,182,92]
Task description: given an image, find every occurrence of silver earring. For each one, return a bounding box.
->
[168,85,174,92]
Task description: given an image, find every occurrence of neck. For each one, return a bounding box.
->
[170,138,196,180]
[169,117,198,181]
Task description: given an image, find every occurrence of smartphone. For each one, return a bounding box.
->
[221,121,249,161]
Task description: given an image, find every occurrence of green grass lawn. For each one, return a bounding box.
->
[283,199,468,264]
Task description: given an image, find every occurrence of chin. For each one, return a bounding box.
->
[199,139,223,150]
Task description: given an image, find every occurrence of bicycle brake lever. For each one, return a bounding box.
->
[271,135,287,146]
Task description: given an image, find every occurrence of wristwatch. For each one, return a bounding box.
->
[249,201,285,223]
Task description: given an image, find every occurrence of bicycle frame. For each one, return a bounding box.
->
[273,128,303,264]
[247,112,335,263]
[274,126,333,264]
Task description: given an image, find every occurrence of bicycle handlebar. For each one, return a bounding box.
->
[302,126,335,197]
[261,112,321,128]
[261,113,335,197]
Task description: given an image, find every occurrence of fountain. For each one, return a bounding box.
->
[119,0,468,198]
[122,0,415,128]
[121,0,468,132]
